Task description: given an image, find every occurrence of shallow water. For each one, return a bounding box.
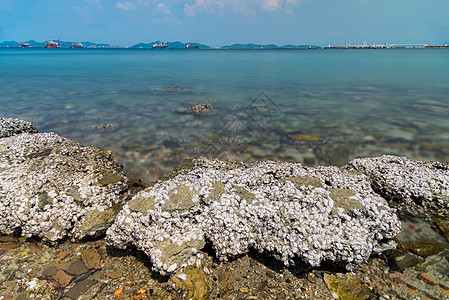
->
[1,48,449,181]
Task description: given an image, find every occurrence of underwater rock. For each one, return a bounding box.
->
[0,132,129,244]
[188,104,212,114]
[153,85,187,93]
[0,116,38,138]
[346,155,449,217]
[79,122,119,132]
[106,157,401,276]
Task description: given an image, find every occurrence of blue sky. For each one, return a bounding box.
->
[0,0,448,46]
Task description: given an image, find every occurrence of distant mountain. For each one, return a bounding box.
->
[130,41,210,49]
[220,43,279,50]
[0,41,20,47]
[220,43,321,50]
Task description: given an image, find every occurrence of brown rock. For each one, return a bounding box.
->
[42,266,59,277]
[65,279,98,300]
[0,236,19,243]
[66,260,89,276]
[288,134,322,142]
[57,250,70,260]
[0,243,19,250]
[53,269,75,287]
[392,277,406,285]
[81,248,102,270]
[405,240,445,257]
[418,271,438,285]
[107,270,123,279]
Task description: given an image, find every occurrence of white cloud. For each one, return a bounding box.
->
[116,2,134,10]
[262,0,281,11]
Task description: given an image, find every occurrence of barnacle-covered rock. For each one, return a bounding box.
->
[346,155,449,217]
[0,116,38,138]
[106,158,401,276]
[0,132,129,244]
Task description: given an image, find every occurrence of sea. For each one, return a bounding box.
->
[1,48,449,182]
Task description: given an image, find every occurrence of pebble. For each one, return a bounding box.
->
[406,240,445,257]
[0,243,20,251]
[58,250,70,260]
[239,287,249,293]
[0,236,19,243]
[107,270,123,279]
[66,260,89,276]
[418,271,438,285]
[65,279,98,300]
[81,248,102,270]
[42,266,59,277]
[52,269,75,287]
[288,134,322,142]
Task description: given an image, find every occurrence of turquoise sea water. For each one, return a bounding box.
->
[1,48,449,181]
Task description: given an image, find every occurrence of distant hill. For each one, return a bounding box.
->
[220,43,278,50]
[130,41,210,49]
[220,43,321,50]
[0,41,20,47]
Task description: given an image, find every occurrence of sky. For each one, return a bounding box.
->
[0,0,448,46]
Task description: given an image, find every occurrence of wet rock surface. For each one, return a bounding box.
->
[0,132,129,244]
[347,155,449,217]
[106,157,401,276]
[0,116,38,138]
[1,229,449,300]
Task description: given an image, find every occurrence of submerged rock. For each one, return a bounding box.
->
[153,85,187,93]
[188,104,212,114]
[346,155,449,217]
[106,158,401,276]
[0,132,129,244]
[0,116,38,138]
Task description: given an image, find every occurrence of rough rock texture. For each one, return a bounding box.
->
[0,117,38,138]
[106,158,401,276]
[0,132,129,244]
[347,155,449,217]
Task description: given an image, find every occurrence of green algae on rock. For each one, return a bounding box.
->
[324,273,372,300]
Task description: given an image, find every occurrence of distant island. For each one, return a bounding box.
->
[0,39,448,49]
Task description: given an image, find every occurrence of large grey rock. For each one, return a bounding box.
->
[347,155,449,217]
[0,117,38,138]
[106,158,401,276]
[0,132,129,244]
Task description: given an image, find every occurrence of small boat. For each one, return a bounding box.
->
[71,43,84,48]
[186,43,199,49]
[20,42,31,48]
[152,43,168,49]
[45,39,60,48]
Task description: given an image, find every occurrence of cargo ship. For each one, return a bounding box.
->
[45,39,60,48]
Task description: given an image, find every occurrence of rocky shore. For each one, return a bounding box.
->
[1,117,449,299]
